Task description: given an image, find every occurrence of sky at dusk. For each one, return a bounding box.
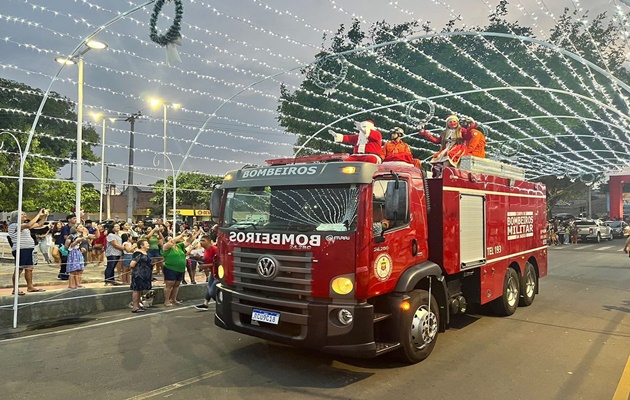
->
[0,0,620,189]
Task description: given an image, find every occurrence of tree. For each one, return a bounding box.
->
[537,176,593,217]
[150,172,223,211]
[0,79,100,212]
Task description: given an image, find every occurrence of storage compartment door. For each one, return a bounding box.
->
[460,194,486,269]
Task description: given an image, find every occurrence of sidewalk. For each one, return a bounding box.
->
[0,254,208,328]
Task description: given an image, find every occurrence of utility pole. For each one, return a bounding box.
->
[125,112,141,223]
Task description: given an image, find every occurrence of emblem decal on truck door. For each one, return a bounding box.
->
[257,256,278,279]
[374,254,393,281]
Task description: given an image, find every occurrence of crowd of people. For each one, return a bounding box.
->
[547,219,579,245]
[5,211,220,313]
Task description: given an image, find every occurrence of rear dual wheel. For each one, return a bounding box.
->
[491,268,520,316]
[519,262,537,307]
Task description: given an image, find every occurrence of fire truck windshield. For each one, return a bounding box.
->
[222,184,359,232]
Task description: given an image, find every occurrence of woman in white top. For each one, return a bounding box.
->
[8,208,48,294]
[104,223,124,285]
[121,233,136,285]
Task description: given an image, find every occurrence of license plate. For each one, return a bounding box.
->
[251,309,280,325]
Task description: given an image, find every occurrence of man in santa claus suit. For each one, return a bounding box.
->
[329,120,384,164]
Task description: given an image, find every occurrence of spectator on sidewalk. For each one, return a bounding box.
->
[184,237,203,285]
[51,221,64,268]
[33,223,53,265]
[195,235,219,311]
[66,225,92,289]
[134,220,146,237]
[129,239,153,313]
[161,229,201,306]
[104,223,123,286]
[58,214,77,280]
[91,224,107,266]
[144,225,163,276]
[8,209,48,295]
[121,233,136,285]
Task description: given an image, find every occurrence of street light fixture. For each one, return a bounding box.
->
[149,98,180,225]
[55,38,108,221]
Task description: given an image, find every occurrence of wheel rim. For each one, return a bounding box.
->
[525,269,536,298]
[506,275,519,307]
[410,305,438,350]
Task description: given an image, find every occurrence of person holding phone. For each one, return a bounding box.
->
[7,208,48,294]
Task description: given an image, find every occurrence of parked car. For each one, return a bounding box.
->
[605,220,629,239]
[574,219,614,242]
[554,213,576,222]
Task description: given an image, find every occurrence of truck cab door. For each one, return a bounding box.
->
[370,179,413,287]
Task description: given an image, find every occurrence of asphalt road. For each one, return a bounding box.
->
[1,241,629,400]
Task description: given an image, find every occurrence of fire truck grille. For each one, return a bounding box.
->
[231,247,312,332]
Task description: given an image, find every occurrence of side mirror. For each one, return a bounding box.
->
[210,187,223,223]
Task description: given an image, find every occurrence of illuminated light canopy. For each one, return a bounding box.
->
[1,0,628,190]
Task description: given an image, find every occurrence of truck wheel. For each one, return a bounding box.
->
[491,268,520,316]
[519,262,537,307]
[595,233,601,243]
[397,289,439,363]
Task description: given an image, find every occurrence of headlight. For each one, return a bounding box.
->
[331,277,353,295]
[218,264,224,279]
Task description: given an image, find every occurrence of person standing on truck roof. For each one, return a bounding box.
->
[418,115,469,178]
[460,117,486,158]
[382,127,422,168]
[329,119,384,164]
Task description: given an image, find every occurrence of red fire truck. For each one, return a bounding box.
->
[211,155,548,363]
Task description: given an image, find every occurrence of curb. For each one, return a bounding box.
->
[0,277,104,289]
[0,284,207,328]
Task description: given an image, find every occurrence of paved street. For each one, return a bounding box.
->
[1,242,629,400]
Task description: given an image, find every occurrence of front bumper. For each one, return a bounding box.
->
[214,284,380,358]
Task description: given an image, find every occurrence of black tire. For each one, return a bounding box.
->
[491,268,520,316]
[595,233,601,243]
[396,289,439,363]
[519,262,537,307]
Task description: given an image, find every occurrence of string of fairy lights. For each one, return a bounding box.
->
[0,0,628,187]
[8,0,624,159]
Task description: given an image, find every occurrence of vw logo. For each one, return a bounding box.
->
[257,256,278,279]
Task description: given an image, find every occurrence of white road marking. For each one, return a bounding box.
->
[126,369,229,400]
[0,304,210,343]
[596,246,615,251]
[573,245,594,250]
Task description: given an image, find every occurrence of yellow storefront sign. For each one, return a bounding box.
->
[177,209,211,217]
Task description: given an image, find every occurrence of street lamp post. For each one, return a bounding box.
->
[0,131,25,328]
[89,113,116,222]
[85,170,102,221]
[153,154,178,233]
[55,39,108,222]
[149,99,180,225]
[125,113,141,223]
